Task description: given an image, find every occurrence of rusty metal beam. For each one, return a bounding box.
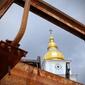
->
[0,0,85,40]
[0,0,14,18]
[0,41,27,79]
[14,0,85,40]
[0,0,30,79]
[0,0,31,46]
[11,0,31,46]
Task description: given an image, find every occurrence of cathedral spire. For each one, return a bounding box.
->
[43,30,64,60]
[49,29,53,35]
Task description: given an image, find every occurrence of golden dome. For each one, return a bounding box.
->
[43,36,64,60]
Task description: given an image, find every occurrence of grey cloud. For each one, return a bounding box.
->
[0,1,85,84]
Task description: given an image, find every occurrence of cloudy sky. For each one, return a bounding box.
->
[0,0,85,84]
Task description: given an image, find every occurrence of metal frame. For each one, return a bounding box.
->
[14,0,85,40]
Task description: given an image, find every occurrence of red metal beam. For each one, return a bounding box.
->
[0,0,14,18]
[0,0,85,40]
[15,0,85,40]
[0,41,27,79]
[11,0,31,46]
[0,0,31,79]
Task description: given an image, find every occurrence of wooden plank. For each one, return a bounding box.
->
[15,0,85,40]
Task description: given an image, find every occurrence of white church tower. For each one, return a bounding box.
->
[42,30,76,80]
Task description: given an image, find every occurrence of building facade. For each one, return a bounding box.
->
[42,33,76,81]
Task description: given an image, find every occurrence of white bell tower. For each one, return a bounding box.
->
[42,30,76,81]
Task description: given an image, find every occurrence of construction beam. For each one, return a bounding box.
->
[14,0,85,40]
[0,0,14,18]
[0,41,27,79]
[11,0,31,46]
[0,0,30,79]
